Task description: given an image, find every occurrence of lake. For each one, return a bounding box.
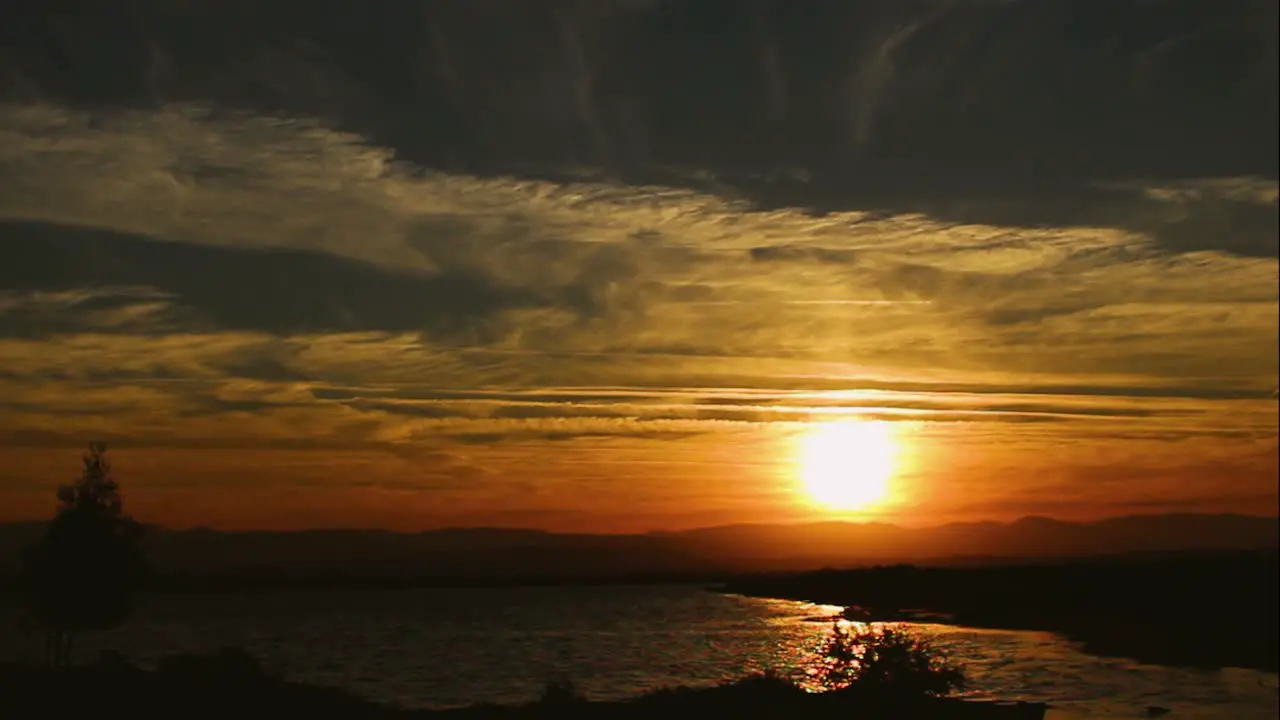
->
[2,585,1276,718]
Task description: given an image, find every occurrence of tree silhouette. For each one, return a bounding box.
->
[815,621,965,699]
[22,443,146,668]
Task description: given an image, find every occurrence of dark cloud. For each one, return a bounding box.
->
[898,184,1280,260]
[741,186,1278,261]
[0,219,539,337]
[0,286,185,335]
[1131,193,1278,259]
[313,387,673,405]
[748,245,859,264]
[449,429,705,445]
[0,1,1273,248]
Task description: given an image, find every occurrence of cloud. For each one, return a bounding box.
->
[13,1,1274,181]
[748,245,860,264]
[0,285,181,336]
[0,1,1274,531]
[0,332,1271,455]
[0,96,1275,528]
[0,219,541,338]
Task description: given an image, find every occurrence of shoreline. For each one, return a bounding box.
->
[0,649,1048,719]
[716,552,1278,675]
[790,599,1279,671]
[718,596,1279,675]
[727,588,1279,674]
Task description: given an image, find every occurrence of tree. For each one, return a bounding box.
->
[22,443,147,668]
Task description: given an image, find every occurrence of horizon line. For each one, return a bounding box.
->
[3,510,1277,536]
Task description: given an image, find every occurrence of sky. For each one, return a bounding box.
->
[0,0,1276,532]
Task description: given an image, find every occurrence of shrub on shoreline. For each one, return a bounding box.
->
[813,620,966,699]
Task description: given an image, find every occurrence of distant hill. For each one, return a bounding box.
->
[0,513,1275,588]
[657,513,1280,565]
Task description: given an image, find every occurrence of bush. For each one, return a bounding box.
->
[537,676,585,705]
[813,620,965,699]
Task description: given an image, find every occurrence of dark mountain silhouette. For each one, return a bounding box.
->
[1,513,1274,588]
[646,514,1280,572]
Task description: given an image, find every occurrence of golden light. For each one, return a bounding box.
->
[793,419,901,513]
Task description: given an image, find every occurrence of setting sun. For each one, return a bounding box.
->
[794,419,901,513]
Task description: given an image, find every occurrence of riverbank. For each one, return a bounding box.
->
[0,648,1046,719]
[719,551,1279,673]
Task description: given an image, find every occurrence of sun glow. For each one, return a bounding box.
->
[794,419,901,513]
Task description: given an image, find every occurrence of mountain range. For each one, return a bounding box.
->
[0,513,1275,587]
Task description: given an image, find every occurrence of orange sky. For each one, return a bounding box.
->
[0,106,1277,532]
[2,372,1275,532]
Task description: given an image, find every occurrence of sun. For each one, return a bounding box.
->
[794,419,900,513]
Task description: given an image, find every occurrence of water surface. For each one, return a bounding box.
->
[3,585,1275,719]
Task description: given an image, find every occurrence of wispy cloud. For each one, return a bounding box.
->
[0,102,1275,529]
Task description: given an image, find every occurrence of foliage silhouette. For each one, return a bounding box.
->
[815,621,966,700]
[0,647,1046,719]
[21,443,146,667]
[538,676,586,706]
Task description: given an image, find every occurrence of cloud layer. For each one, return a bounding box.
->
[0,0,1276,535]
[3,0,1275,187]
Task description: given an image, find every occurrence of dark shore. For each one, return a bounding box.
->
[721,550,1279,673]
[0,649,1046,720]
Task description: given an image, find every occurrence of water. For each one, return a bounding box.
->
[3,585,1275,718]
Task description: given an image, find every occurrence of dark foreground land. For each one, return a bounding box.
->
[722,550,1279,672]
[0,649,1046,720]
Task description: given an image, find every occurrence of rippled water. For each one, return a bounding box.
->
[3,585,1275,719]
